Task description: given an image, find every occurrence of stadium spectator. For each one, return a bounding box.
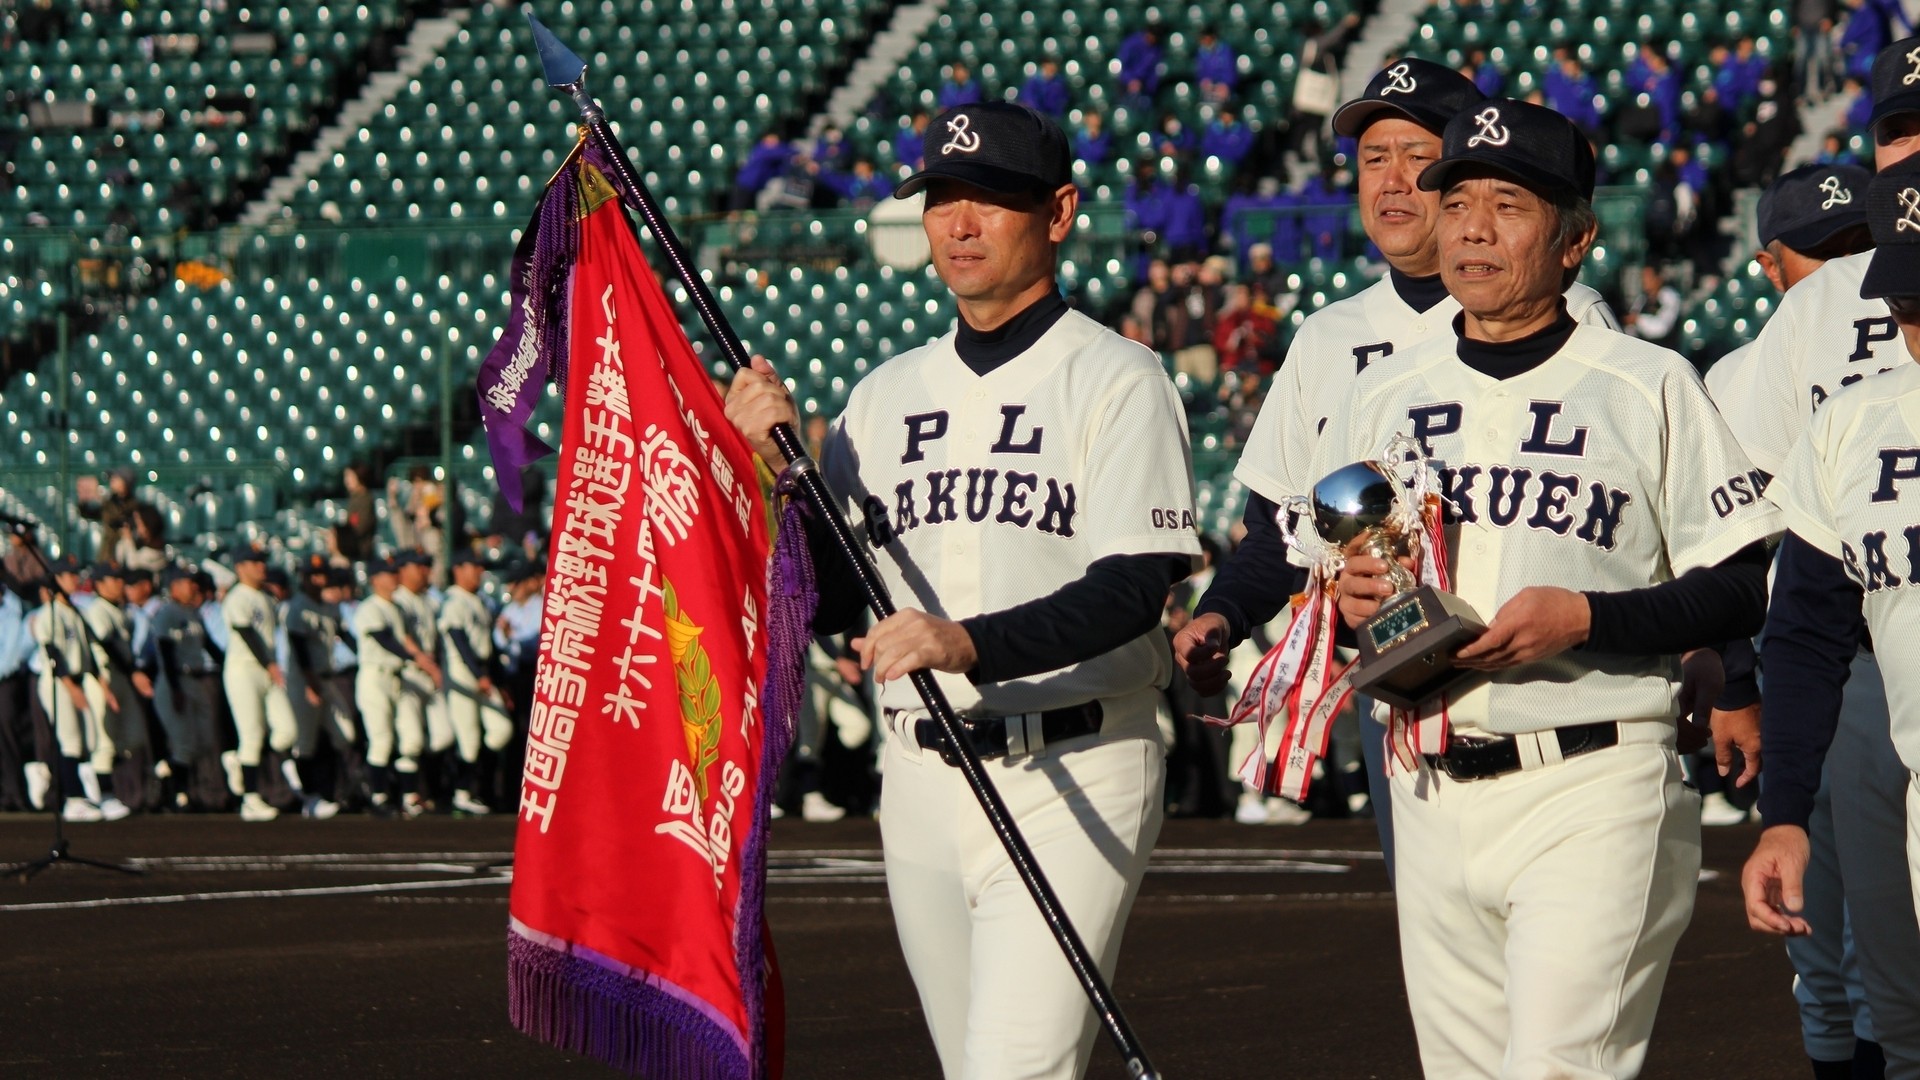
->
[1018,57,1070,119]
[1073,109,1111,167]
[1163,179,1210,261]
[1160,259,1222,380]
[3,531,37,590]
[1202,109,1255,167]
[1117,77,1155,121]
[1622,41,1682,143]
[936,61,982,109]
[1846,75,1876,131]
[812,124,851,172]
[1543,47,1605,139]
[1212,282,1281,374]
[116,504,168,574]
[1155,112,1197,158]
[1624,265,1683,348]
[1296,169,1354,262]
[76,468,145,558]
[729,131,793,212]
[823,158,894,211]
[1839,0,1910,81]
[1285,13,1362,161]
[894,110,930,171]
[1125,164,1177,264]
[1814,130,1858,164]
[1796,0,1840,100]
[1243,241,1290,302]
[1117,21,1164,97]
[1129,258,1176,347]
[1196,27,1239,103]
[1463,46,1504,97]
[332,464,377,564]
[1683,84,1734,147]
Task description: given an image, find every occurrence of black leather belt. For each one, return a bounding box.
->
[1422,721,1620,782]
[913,702,1104,767]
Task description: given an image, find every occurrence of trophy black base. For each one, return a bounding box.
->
[1352,586,1489,712]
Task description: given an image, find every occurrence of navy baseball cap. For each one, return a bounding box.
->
[895,102,1073,199]
[502,560,543,584]
[327,566,357,588]
[1860,155,1920,299]
[162,565,197,587]
[1418,98,1596,201]
[450,551,486,569]
[47,556,81,576]
[231,548,266,566]
[1332,57,1485,139]
[1759,164,1872,250]
[124,568,153,586]
[89,562,125,580]
[264,566,290,588]
[365,557,398,577]
[1868,36,1920,136]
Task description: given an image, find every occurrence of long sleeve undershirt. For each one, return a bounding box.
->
[1194,492,1304,646]
[369,628,413,662]
[1580,540,1772,655]
[1757,533,1865,830]
[233,626,274,668]
[447,627,485,675]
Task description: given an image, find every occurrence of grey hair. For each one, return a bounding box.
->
[1547,192,1597,287]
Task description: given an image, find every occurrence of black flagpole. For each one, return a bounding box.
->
[525,13,1161,1079]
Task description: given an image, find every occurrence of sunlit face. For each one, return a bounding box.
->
[921,179,1074,308]
[236,560,266,589]
[1438,175,1590,322]
[1356,117,1445,273]
[454,562,485,592]
[94,575,125,604]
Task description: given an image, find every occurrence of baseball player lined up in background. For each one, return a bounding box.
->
[394,550,451,811]
[286,560,351,819]
[154,567,219,809]
[31,558,129,821]
[1170,58,1618,876]
[220,549,299,821]
[354,558,430,817]
[1325,100,1780,1077]
[439,551,509,816]
[1706,163,1884,1078]
[80,563,151,808]
[1729,35,1920,1080]
[728,101,1199,1080]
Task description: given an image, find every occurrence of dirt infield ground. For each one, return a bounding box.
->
[0,815,1800,1078]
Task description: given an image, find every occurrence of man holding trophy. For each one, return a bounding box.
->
[1311,99,1781,1076]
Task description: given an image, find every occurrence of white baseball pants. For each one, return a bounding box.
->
[448,671,513,762]
[357,669,422,769]
[880,724,1163,1080]
[223,664,297,767]
[38,671,108,771]
[1392,726,1699,1080]
[401,667,453,753]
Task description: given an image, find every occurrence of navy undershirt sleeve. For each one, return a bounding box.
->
[1757,533,1865,830]
[961,553,1193,685]
[287,627,321,681]
[1580,540,1771,655]
[1715,636,1759,710]
[447,627,485,674]
[233,626,275,668]
[369,628,414,662]
[1193,493,1306,646]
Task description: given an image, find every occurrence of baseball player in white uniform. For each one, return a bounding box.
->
[354,557,431,816]
[727,101,1198,1080]
[1726,37,1920,1080]
[438,552,511,815]
[1174,59,1617,874]
[220,550,298,821]
[80,563,152,799]
[31,559,129,821]
[1704,163,1883,1076]
[1746,151,1920,1080]
[394,550,452,808]
[1325,100,1781,1077]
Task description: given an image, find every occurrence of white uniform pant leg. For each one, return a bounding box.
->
[357,670,401,768]
[38,671,92,761]
[1909,774,1920,941]
[395,669,430,768]
[224,664,270,767]
[80,674,120,774]
[882,730,1165,1080]
[448,672,510,758]
[264,681,297,755]
[1395,739,1700,1080]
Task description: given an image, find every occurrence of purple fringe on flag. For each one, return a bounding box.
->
[507,928,748,1079]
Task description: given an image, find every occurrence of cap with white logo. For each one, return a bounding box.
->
[1331,57,1485,139]
[1416,97,1596,201]
[1867,35,1920,137]
[1859,154,1920,300]
[895,102,1073,199]
[1757,163,1872,251]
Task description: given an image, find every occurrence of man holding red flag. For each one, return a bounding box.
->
[727,102,1200,1080]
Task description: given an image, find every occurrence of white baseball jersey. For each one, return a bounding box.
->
[1769,361,1920,771]
[82,599,134,677]
[220,583,278,674]
[1237,277,1618,506]
[438,586,495,679]
[395,586,440,660]
[1711,251,1906,476]
[32,601,92,680]
[1701,339,1755,403]
[822,307,1201,729]
[353,594,412,676]
[1308,324,1783,735]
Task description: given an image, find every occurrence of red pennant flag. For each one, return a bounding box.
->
[506,155,782,1080]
